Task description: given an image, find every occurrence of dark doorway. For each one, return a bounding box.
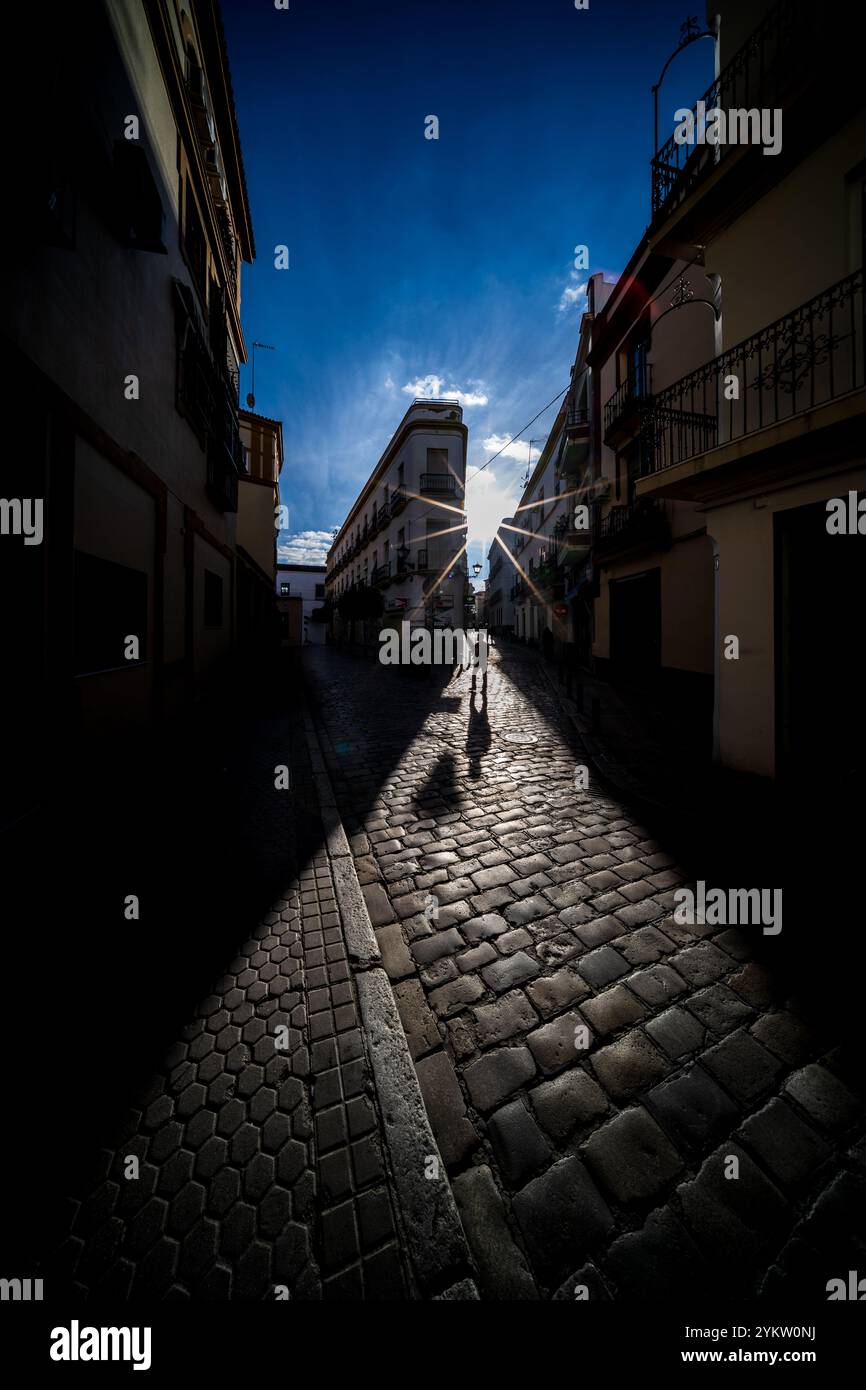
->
[775,494,865,789]
[610,567,661,683]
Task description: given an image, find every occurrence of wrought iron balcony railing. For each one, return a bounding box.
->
[647,270,864,474]
[565,406,590,433]
[651,0,814,219]
[604,370,653,442]
[420,473,457,495]
[390,484,408,514]
[206,436,239,513]
[372,562,391,584]
[595,498,670,556]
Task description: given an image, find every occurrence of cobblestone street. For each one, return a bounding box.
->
[23,670,427,1302]
[306,639,866,1301]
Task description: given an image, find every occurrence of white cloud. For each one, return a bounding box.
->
[277,529,334,565]
[401,373,489,407]
[557,274,587,314]
[464,464,521,556]
[479,433,535,465]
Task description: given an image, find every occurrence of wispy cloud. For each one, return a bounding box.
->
[401,373,489,407]
[557,273,587,314]
[278,529,334,564]
[479,433,535,465]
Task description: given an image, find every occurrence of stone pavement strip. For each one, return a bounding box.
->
[42,694,475,1301]
[306,640,866,1301]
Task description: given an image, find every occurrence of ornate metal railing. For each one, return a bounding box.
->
[420,473,457,494]
[565,406,590,432]
[596,498,670,553]
[604,370,653,439]
[390,483,408,513]
[651,0,813,218]
[648,270,864,473]
[371,562,391,584]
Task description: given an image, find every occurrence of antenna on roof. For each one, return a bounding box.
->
[246,340,275,409]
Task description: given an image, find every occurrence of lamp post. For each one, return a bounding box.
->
[472,563,482,578]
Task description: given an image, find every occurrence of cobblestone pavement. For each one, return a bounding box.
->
[307,641,866,1301]
[37,690,413,1301]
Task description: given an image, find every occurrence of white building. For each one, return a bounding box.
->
[326,399,468,633]
[505,272,615,662]
[276,563,327,645]
[485,520,517,635]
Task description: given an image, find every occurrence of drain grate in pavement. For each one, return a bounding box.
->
[499,731,539,745]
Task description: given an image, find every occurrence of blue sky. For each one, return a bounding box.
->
[222,0,713,576]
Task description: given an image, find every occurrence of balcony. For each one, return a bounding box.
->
[372,562,391,584]
[645,270,865,482]
[565,406,590,436]
[651,0,816,220]
[420,473,457,497]
[206,436,239,512]
[396,549,428,576]
[555,511,592,552]
[594,498,670,561]
[604,370,653,447]
[390,484,408,516]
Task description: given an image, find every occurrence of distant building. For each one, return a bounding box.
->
[276,563,327,646]
[485,520,517,636]
[474,582,487,629]
[326,399,468,641]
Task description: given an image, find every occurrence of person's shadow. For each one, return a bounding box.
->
[467,671,491,779]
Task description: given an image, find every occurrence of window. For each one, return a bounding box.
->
[204,569,223,627]
[73,550,148,675]
[315,584,325,599]
[183,176,207,300]
[280,581,290,596]
[627,337,651,395]
[426,447,448,471]
[113,142,165,253]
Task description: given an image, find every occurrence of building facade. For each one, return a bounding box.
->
[326,399,468,641]
[237,409,283,652]
[276,563,327,646]
[500,272,615,663]
[3,0,256,814]
[631,0,865,779]
[485,523,516,637]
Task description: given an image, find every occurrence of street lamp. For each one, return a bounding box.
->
[472,563,482,578]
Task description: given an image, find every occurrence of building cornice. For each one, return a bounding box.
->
[329,416,468,554]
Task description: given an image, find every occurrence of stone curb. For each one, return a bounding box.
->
[302,704,477,1299]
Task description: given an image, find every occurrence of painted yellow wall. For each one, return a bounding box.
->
[707,115,866,350]
[237,482,277,578]
[707,459,866,775]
